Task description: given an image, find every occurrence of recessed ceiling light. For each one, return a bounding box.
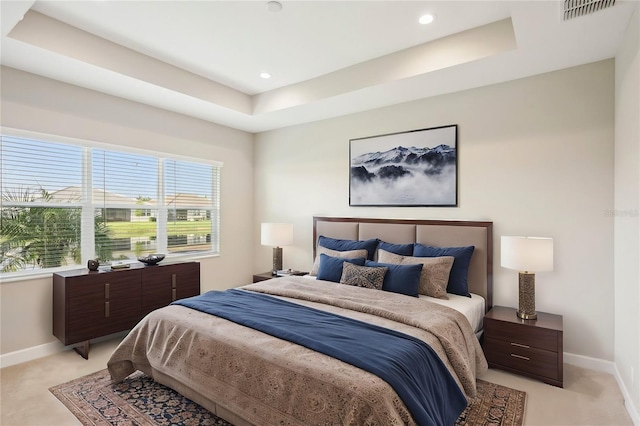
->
[266,1,282,12]
[419,13,436,25]
[260,72,271,79]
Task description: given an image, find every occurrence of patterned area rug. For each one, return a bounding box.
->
[50,369,525,426]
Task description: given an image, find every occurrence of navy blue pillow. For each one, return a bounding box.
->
[317,254,366,283]
[318,236,379,261]
[378,241,414,256]
[412,244,475,297]
[365,261,422,298]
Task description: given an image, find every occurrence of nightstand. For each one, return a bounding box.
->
[252,271,277,283]
[252,271,309,283]
[483,306,563,387]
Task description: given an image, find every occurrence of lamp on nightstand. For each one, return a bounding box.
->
[261,223,294,275]
[501,236,554,320]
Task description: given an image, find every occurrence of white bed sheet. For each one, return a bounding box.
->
[419,293,485,334]
[300,274,485,334]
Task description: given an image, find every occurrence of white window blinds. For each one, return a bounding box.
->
[92,149,159,261]
[164,159,218,254]
[1,134,221,275]
[0,137,83,271]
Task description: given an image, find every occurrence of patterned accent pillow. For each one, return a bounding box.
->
[377,249,454,299]
[310,247,368,276]
[339,262,388,290]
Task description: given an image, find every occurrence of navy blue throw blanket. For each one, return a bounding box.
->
[173,289,467,425]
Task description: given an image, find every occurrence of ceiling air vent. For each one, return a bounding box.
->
[564,0,616,20]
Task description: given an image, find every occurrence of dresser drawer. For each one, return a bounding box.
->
[484,337,561,381]
[485,317,559,352]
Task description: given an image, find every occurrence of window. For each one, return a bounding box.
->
[1,134,221,276]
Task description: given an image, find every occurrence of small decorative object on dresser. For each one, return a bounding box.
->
[137,253,165,265]
[87,259,99,271]
[483,305,563,387]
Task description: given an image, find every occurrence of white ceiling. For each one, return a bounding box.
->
[1,1,637,133]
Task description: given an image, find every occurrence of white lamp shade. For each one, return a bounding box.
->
[261,223,293,247]
[501,236,554,272]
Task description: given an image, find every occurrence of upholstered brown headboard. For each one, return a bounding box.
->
[313,216,493,311]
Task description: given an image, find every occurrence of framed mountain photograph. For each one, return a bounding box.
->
[349,124,458,207]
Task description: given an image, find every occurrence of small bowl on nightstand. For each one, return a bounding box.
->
[137,254,165,265]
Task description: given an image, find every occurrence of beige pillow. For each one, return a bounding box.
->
[309,246,368,276]
[377,249,454,299]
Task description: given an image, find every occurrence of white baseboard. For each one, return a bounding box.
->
[565,352,639,425]
[564,351,618,374]
[0,340,66,369]
[0,332,127,369]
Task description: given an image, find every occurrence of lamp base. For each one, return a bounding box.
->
[272,247,283,275]
[517,272,537,320]
[516,310,538,320]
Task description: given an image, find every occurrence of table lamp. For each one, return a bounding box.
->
[261,223,293,275]
[501,236,554,320]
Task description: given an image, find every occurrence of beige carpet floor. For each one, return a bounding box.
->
[0,336,634,426]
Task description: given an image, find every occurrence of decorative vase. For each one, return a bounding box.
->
[87,259,99,271]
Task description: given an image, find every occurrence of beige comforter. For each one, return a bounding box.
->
[108,277,488,426]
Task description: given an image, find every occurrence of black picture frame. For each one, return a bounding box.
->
[349,124,458,207]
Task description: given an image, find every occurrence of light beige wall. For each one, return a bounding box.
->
[0,67,255,355]
[614,8,640,414]
[254,60,615,361]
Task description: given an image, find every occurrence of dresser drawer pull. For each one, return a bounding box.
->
[172,274,177,288]
[172,288,177,301]
[510,353,530,361]
[510,342,530,349]
[105,301,110,318]
[105,283,110,299]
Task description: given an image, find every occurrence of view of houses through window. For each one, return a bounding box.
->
[0,135,221,275]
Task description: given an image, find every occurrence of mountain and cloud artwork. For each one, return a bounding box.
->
[349,125,457,206]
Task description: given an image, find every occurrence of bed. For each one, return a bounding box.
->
[108,216,493,426]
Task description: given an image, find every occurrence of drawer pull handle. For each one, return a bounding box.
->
[172,288,177,301]
[510,353,530,361]
[105,283,110,299]
[510,342,530,349]
[172,274,177,288]
[105,301,110,318]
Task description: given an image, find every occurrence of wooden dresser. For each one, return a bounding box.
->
[53,261,200,358]
[483,305,563,387]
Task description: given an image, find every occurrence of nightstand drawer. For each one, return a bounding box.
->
[484,337,561,381]
[485,318,558,352]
